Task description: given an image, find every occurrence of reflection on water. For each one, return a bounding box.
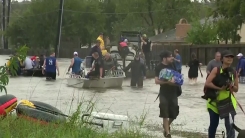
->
[0,55,245,137]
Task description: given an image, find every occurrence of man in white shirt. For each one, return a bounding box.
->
[24,57,34,70]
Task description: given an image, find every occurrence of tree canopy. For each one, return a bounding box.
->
[4,0,218,48]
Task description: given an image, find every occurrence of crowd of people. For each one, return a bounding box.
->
[155,49,245,138]
[7,54,45,76]
[5,31,245,138]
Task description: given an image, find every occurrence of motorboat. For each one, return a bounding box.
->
[67,56,126,88]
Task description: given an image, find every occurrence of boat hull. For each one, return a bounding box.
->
[67,77,124,88]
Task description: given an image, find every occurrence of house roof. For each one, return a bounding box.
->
[149,17,215,42]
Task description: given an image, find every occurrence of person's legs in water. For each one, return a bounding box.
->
[130,78,137,87]
[208,109,219,138]
[45,72,52,80]
[144,52,151,69]
[224,114,235,138]
[137,77,143,88]
[194,78,198,84]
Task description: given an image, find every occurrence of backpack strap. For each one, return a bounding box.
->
[208,67,221,105]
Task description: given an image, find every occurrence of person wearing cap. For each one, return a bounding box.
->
[173,49,182,73]
[97,32,107,56]
[42,52,60,80]
[68,52,82,75]
[154,50,180,138]
[141,34,152,69]
[123,55,146,87]
[206,52,222,76]
[205,50,238,138]
[236,53,245,83]
[119,39,130,60]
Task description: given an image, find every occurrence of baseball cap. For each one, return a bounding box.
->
[237,53,243,57]
[73,51,78,55]
[159,50,172,58]
[142,34,147,37]
[124,39,128,42]
[221,50,234,58]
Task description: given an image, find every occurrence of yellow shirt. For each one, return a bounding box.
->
[97,36,105,50]
[97,36,107,56]
[6,57,22,67]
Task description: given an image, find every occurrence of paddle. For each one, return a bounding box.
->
[20,100,70,118]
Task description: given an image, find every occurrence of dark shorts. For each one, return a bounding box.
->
[46,72,56,80]
[131,77,143,87]
[86,71,100,78]
[159,94,179,119]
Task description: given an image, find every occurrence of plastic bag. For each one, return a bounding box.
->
[159,68,184,85]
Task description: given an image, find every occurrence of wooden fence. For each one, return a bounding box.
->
[1,44,245,66]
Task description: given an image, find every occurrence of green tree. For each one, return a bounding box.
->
[113,0,209,36]
[5,0,106,48]
[0,45,28,94]
[212,0,243,43]
[186,19,218,44]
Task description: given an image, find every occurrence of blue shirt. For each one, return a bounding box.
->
[236,56,245,76]
[45,57,56,73]
[72,57,82,74]
[175,54,182,70]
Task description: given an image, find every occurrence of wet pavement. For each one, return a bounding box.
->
[1,55,245,138]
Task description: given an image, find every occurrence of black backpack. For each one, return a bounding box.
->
[201,67,236,100]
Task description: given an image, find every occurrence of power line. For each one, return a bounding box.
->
[6,2,212,18]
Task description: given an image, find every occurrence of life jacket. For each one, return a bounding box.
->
[202,67,236,100]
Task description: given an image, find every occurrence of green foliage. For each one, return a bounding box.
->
[0,45,29,94]
[5,0,212,45]
[212,0,244,43]
[186,19,218,44]
[6,0,106,48]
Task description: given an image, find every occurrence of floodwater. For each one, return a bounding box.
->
[1,55,245,138]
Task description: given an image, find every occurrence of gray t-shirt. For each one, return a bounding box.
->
[24,57,34,69]
[206,59,222,73]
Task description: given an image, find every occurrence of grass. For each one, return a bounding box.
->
[0,102,155,138]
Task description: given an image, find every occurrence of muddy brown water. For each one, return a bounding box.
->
[1,55,244,138]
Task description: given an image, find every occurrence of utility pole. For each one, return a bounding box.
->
[54,0,64,58]
[2,0,6,49]
[6,0,10,49]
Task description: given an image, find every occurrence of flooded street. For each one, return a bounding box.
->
[1,55,245,137]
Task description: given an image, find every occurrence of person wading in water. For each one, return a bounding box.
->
[205,50,238,138]
[42,52,60,80]
[173,49,182,73]
[141,34,152,70]
[68,51,82,75]
[206,52,222,77]
[154,50,180,138]
[123,55,146,87]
